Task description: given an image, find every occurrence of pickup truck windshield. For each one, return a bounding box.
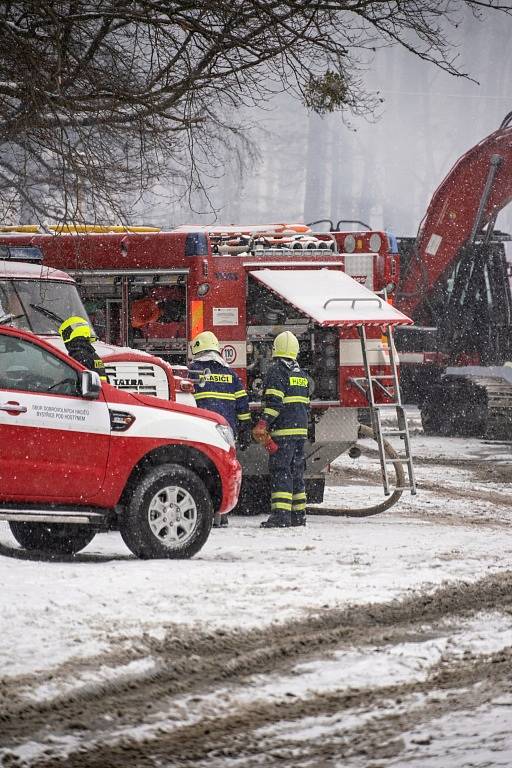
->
[0,279,93,335]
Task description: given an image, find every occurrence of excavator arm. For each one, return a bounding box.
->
[397,112,512,318]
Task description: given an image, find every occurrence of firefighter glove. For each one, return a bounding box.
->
[252,420,279,454]
[252,419,270,444]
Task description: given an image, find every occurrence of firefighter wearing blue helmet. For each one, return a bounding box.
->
[252,331,311,529]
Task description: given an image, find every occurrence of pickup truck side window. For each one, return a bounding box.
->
[0,335,79,395]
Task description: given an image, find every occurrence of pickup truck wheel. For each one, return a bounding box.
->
[120,464,213,559]
[8,522,95,555]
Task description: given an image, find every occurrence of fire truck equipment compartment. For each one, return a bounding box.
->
[249,269,412,327]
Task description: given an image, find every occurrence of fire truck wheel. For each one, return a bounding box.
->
[231,477,270,515]
[8,522,95,555]
[121,464,213,559]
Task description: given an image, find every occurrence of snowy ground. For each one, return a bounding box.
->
[2,409,512,766]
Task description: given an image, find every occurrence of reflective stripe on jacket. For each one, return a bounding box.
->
[189,358,250,433]
[261,359,310,439]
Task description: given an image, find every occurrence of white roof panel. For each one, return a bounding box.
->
[249,268,412,327]
[0,259,73,282]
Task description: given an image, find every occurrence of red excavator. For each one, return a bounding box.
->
[394,110,512,437]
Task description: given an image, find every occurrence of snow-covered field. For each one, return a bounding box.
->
[2,414,512,766]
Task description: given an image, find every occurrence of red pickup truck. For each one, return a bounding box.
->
[0,326,241,558]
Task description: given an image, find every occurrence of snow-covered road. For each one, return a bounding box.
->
[2,422,512,766]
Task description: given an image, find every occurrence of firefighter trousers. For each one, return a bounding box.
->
[268,438,307,522]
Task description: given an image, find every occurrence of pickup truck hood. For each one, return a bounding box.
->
[110,387,225,425]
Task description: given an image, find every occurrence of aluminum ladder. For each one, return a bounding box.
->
[354,324,417,496]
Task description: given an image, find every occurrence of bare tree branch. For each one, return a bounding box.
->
[0,0,509,223]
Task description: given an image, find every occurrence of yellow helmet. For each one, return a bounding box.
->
[191,330,220,355]
[272,331,299,359]
[59,316,95,343]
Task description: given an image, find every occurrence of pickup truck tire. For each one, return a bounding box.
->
[8,522,95,555]
[120,464,213,559]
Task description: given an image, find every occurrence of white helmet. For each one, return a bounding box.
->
[191,330,220,355]
[272,331,299,359]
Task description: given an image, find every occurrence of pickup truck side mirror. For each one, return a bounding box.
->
[80,370,101,399]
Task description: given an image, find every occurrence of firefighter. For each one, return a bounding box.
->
[252,331,310,529]
[189,330,251,527]
[58,316,109,382]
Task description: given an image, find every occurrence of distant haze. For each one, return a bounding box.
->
[141,8,512,239]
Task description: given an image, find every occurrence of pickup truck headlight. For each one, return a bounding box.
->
[216,424,235,449]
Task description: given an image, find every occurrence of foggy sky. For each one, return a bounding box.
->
[139,7,512,240]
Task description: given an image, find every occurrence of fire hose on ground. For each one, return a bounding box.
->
[306,424,405,518]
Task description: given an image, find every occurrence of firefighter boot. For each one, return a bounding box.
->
[290,512,306,527]
[260,511,292,528]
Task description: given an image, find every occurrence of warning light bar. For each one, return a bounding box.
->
[0,245,43,264]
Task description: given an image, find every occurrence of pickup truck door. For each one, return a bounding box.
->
[0,333,111,502]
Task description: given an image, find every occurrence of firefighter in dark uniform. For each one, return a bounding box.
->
[58,316,109,382]
[252,331,310,528]
[189,331,251,527]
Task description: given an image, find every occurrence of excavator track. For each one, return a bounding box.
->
[421,373,512,440]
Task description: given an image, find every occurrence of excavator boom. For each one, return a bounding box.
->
[398,112,512,318]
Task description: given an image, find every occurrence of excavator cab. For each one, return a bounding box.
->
[439,238,512,367]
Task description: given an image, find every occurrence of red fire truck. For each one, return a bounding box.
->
[0,223,414,510]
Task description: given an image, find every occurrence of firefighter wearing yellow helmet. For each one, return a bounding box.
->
[58,316,108,382]
[189,331,251,527]
[252,331,311,528]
